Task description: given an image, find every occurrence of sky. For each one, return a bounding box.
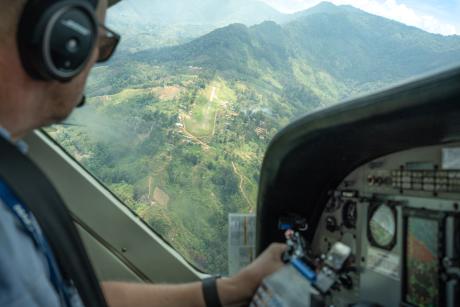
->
[260,0,460,35]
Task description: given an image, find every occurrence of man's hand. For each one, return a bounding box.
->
[217,243,287,306]
[102,243,286,307]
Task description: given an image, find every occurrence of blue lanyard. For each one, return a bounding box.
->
[0,180,73,307]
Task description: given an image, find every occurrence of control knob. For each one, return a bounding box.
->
[326,216,338,232]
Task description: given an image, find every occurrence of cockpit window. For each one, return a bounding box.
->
[46,0,460,274]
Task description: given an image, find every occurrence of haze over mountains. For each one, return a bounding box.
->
[108,0,284,27]
[107,0,289,53]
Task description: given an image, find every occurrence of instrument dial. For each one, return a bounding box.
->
[368,204,397,250]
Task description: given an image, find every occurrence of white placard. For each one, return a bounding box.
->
[442,148,460,170]
[367,247,400,280]
[228,213,256,275]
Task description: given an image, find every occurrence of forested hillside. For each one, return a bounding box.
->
[138,2,460,99]
[49,2,460,274]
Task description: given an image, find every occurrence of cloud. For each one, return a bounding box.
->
[261,0,460,35]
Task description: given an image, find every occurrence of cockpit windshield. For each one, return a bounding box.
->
[46,0,460,275]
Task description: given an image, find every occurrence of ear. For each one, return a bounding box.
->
[17,1,98,82]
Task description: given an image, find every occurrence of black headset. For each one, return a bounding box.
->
[17,0,99,82]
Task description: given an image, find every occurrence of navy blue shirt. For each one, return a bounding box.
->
[0,128,84,307]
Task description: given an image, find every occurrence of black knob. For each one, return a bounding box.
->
[340,275,353,290]
[326,216,338,232]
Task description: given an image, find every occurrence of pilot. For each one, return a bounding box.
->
[0,0,286,306]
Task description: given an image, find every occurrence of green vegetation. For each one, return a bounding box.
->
[49,2,460,274]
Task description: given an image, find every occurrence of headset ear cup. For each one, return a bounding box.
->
[17,1,98,82]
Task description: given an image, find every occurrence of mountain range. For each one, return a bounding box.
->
[128,2,460,101]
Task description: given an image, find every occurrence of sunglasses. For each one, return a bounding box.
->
[96,23,121,63]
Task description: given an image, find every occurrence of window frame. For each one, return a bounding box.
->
[26,129,207,282]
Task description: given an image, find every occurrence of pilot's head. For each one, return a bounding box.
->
[0,0,110,139]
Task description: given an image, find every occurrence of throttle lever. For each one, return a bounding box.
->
[282,229,307,263]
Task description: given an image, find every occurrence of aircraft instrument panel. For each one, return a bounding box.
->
[307,143,460,306]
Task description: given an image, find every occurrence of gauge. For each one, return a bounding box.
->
[342,201,357,228]
[368,204,397,250]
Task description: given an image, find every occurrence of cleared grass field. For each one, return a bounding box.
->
[184,80,235,139]
[184,94,218,138]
